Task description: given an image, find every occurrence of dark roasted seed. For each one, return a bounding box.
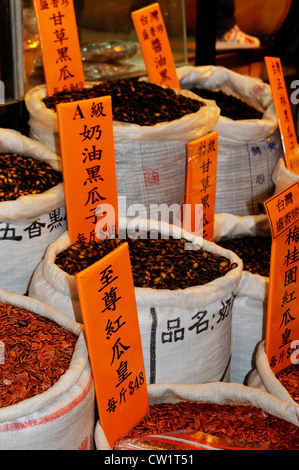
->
[0,153,62,201]
[189,88,264,120]
[217,236,271,276]
[55,234,237,290]
[43,79,205,126]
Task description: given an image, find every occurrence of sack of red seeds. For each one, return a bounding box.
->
[177,65,282,216]
[248,340,299,412]
[0,288,95,450]
[213,213,271,384]
[0,128,66,294]
[94,381,299,450]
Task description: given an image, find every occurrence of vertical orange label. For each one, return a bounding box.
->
[76,242,149,448]
[33,0,84,96]
[131,2,180,89]
[265,56,299,174]
[56,96,118,245]
[184,131,218,241]
[264,181,299,375]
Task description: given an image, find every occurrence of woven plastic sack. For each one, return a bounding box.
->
[213,213,271,384]
[94,381,299,450]
[0,128,66,294]
[0,288,95,450]
[29,218,243,385]
[272,156,299,194]
[177,65,283,215]
[248,340,299,414]
[24,82,219,219]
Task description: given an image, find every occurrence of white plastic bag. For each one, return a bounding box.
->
[0,128,66,294]
[29,218,243,385]
[177,65,283,215]
[0,288,95,450]
[95,381,299,450]
[214,213,271,384]
[25,82,220,218]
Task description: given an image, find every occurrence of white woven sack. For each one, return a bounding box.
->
[213,213,271,384]
[0,128,66,294]
[29,218,243,385]
[248,340,299,414]
[24,83,219,218]
[0,288,95,450]
[272,156,299,194]
[95,381,299,449]
[177,65,283,215]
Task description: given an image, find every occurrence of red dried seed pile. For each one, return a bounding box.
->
[0,303,77,408]
[277,364,299,405]
[124,401,299,450]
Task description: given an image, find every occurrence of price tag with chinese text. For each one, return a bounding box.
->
[76,242,149,447]
[33,0,84,96]
[265,56,299,174]
[131,2,180,89]
[264,181,299,375]
[56,96,118,244]
[184,131,218,241]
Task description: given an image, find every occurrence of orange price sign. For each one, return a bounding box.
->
[131,2,180,89]
[56,96,118,245]
[33,0,84,96]
[264,181,299,375]
[76,242,149,448]
[265,56,299,174]
[184,131,218,241]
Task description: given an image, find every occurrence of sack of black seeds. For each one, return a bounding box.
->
[248,340,299,413]
[272,156,299,194]
[95,381,299,450]
[213,213,271,384]
[29,218,243,385]
[177,65,283,216]
[0,128,66,294]
[25,81,219,220]
[0,288,95,450]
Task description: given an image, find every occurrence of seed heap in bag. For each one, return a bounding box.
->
[0,302,77,408]
[55,236,238,290]
[218,236,271,276]
[121,401,299,450]
[0,153,62,201]
[42,79,206,126]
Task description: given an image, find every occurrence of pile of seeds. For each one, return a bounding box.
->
[0,302,77,408]
[0,153,62,202]
[123,401,299,450]
[217,236,271,276]
[277,364,299,404]
[55,236,237,290]
[43,79,205,126]
[190,88,264,120]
